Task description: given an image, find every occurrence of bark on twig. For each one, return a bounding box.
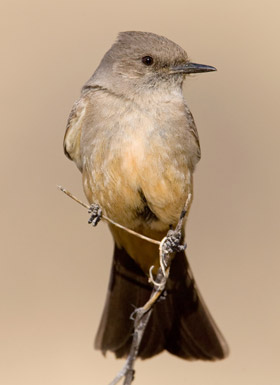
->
[58,185,192,385]
[58,186,160,246]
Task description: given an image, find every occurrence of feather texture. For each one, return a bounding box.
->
[95,244,229,360]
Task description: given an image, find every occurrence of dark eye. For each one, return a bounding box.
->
[142,56,154,66]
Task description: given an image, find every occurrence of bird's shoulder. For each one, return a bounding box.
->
[184,102,201,162]
[63,92,90,171]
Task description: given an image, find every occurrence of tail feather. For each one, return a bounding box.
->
[95,244,228,360]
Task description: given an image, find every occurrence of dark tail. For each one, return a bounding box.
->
[94,244,229,360]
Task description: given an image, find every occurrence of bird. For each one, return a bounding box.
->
[63,31,229,360]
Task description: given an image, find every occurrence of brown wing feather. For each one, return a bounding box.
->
[184,102,201,161]
[95,244,229,360]
[63,96,88,171]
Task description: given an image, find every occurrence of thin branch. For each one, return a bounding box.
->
[107,189,191,385]
[108,194,191,385]
[57,186,160,245]
[58,184,192,385]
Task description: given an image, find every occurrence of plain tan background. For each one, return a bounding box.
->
[1,0,279,384]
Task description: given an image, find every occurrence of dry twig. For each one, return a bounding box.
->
[58,186,160,246]
[58,185,192,385]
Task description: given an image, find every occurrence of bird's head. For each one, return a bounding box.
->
[85,31,216,97]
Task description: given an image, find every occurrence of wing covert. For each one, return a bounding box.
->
[63,96,88,171]
[184,103,201,162]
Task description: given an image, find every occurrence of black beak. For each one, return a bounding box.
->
[171,62,217,74]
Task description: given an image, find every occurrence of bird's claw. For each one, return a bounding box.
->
[162,229,186,255]
[88,203,102,226]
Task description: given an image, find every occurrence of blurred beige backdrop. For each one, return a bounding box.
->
[1,0,279,384]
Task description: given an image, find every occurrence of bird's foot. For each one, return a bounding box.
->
[162,229,186,255]
[88,203,102,226]
[158,229,186,276]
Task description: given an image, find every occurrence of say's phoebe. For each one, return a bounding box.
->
[64,31,228,360]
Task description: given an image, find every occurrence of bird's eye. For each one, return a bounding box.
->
[142,56,154,66]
